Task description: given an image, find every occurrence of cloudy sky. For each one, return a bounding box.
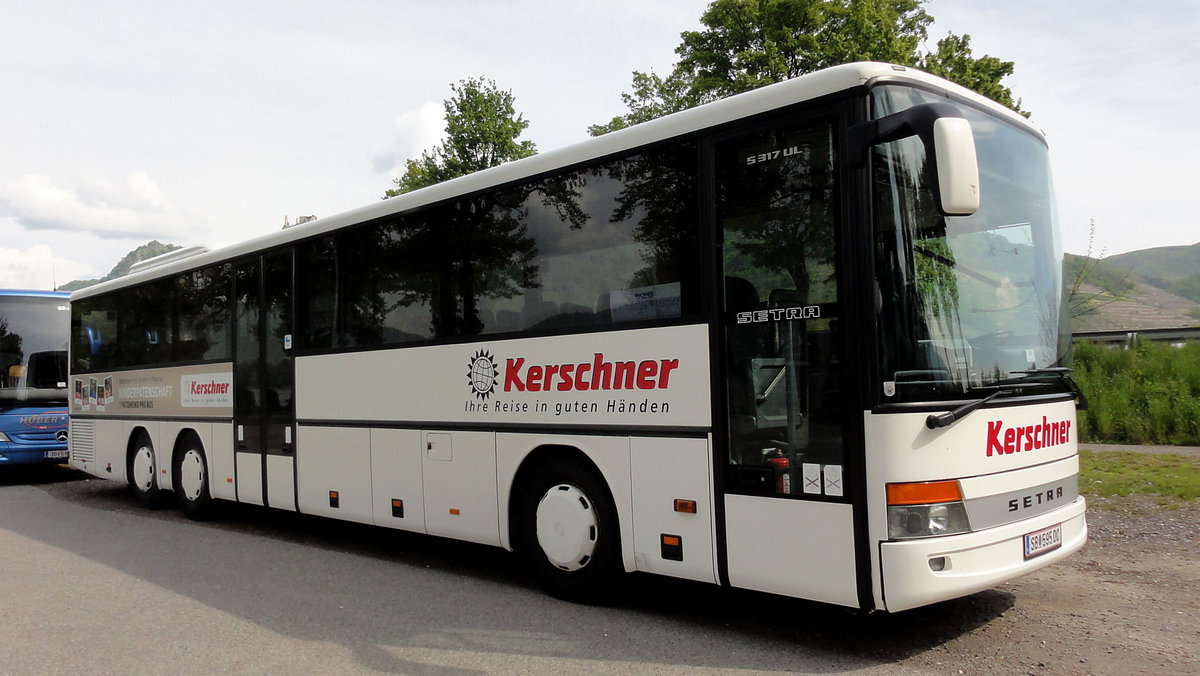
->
[2,0,1197,290]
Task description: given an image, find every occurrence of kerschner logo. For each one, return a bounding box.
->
[467,344,685,400]
[503,352,679,392]
[464,348,681,418]
[468,350,499,401]
[180,373,234,408]
[987,416,1072,457]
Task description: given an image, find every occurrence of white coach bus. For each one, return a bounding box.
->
[69,62,1085,612]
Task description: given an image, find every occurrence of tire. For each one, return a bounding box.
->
[516,461,623,603]
[128,432,164,508]
[174,437,214,520]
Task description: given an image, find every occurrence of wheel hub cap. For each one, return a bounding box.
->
[535,484,598,571]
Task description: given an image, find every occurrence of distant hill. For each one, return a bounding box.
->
[58,241,181,292]
[1067,244,1200,332]
[1105,243,1200,304]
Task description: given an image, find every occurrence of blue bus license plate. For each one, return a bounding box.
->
[45,450,69,459]
[1023,523,1062,560]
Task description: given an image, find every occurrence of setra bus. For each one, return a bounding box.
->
[68,62,1086,612]
[1,289,70,466]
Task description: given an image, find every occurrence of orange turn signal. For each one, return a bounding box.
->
[673,499,697,514]
[886,480,962,506]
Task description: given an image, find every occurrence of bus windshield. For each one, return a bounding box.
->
[0,294,70,409]
[872,86,1071,403]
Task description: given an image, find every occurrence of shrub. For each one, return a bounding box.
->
[1072,340,1200,445]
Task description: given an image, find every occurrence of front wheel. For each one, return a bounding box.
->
[174,440,214,520]
[516,462,622,602]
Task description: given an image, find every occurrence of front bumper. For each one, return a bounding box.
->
[880,496,1087,612]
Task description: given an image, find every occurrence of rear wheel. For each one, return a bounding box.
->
[128,432,163,508]
[174,438,214,520]
[516,461,622,602]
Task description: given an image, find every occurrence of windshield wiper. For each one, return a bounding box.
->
[925,366,1088,430]
[1011,366,1089,411]
[925,384,1025,429]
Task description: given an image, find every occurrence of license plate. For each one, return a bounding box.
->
[1023,523,1062,560]
[45,450,69,459]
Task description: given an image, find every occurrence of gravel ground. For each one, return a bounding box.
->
[897,495,1200,675]
[1079,443,1200,458]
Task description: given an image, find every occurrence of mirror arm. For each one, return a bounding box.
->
[848,102,963,166]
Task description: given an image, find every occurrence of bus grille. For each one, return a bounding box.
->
[70,420,95,463]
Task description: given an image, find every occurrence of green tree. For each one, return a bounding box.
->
[918,32,1026,116]
[385,77,537,197]
[373,78,590,337]
[591,0,1024,135]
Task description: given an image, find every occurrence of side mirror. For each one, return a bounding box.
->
[933,117,979,215]
[849,102,980,216]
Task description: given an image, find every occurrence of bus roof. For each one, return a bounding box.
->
[70,61,1040,301]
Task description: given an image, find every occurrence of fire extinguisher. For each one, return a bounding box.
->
[766,453,790,494]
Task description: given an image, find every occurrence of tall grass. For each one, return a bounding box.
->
[1072,340,1200,445]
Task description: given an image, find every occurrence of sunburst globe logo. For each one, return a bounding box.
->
[467,350,499,400]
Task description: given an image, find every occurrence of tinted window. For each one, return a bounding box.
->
[70,263,232,372]
[296,238,338,350]
[176,265,231,362]
[322,142,700,349]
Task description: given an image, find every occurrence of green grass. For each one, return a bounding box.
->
[1079,449,1200,507]
[1072,340,1200,445]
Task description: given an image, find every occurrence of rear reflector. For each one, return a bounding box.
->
[661,534,683,561]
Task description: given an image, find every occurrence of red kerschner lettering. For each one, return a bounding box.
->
[189,380,230,396]
[987,416,1071,457]
[504,353,679,393]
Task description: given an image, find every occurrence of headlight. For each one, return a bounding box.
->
[886,480,972,539]
[888,502,971,539]
[0,431,9,442]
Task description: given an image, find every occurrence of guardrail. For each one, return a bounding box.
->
[1073,326,1200,348]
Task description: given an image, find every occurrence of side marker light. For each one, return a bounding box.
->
[673,499,697,514]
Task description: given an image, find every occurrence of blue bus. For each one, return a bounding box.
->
[0,290,70,465]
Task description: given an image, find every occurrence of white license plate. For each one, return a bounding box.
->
[44,450,69,459]
[1023,523,1062,560]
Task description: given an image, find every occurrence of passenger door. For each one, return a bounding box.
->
[233,253,297,509]
[715,118,858,606]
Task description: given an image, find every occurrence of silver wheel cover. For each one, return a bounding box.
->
[178,449,206,501]
[131,445,155,492]
[534,483,599,572]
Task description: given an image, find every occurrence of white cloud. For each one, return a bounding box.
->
[0,242,94,291]
[372,101,446,180]
[0,172,198,240]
